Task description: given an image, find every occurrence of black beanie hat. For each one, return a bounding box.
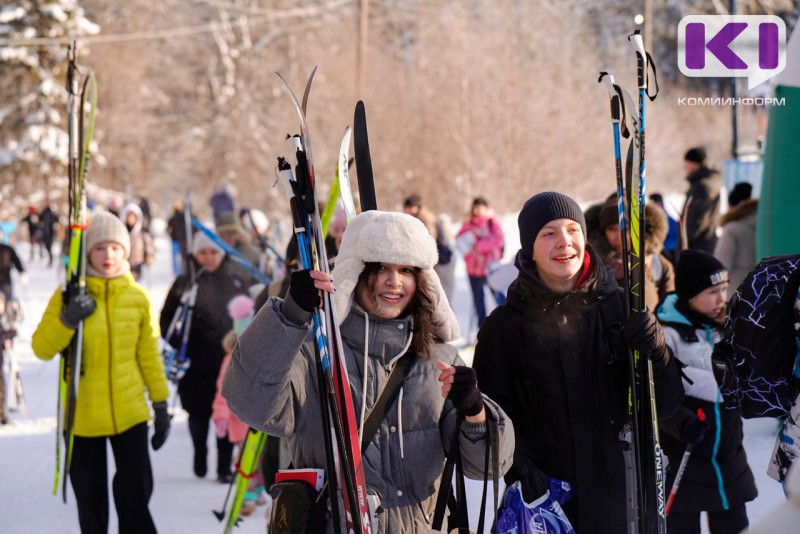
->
[728,182,753,207]
[518,192,586,256]
[675,249,729,302]
[684,147,706,164]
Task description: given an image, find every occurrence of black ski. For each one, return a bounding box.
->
[353,101,376,212]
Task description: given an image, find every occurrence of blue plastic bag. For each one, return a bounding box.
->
[496,479,576,534]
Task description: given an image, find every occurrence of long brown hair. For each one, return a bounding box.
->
[356,262,439,357]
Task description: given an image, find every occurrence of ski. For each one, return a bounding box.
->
[321,126,355,237]
[222,429,267,533]
[353,101,377,212]
[338,126,357,223]
[627,29,666,533]
[55,44,97,502]
[276,69,373,534]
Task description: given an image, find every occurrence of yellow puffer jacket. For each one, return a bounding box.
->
[32,273,169,437]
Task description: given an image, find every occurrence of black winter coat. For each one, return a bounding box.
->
[473,249,684,533]
[160,258,247,414]
[683,166,722,254]
[657,303,757,513]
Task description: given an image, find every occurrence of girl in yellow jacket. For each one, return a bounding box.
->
[32,211,170,534]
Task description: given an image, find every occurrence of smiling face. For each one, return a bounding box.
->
[532,218,585,292]
[356,263,418,320]
[89,241,127,277]
[689,282,729,322]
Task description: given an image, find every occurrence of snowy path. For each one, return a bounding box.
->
[0,230,787,533]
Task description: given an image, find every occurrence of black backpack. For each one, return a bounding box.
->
[712,255,800,418]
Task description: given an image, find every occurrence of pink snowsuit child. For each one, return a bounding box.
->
[212,295,268,515]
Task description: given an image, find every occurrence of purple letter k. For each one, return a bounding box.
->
[686,22,748,70]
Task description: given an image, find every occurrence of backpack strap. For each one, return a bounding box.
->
[360,353,414,454]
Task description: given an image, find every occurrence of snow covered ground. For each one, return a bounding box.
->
[0,223,787,533]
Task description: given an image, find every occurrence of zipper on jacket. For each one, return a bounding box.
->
[105,280,118,434]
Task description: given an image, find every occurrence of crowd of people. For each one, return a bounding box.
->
[0,146,793,534]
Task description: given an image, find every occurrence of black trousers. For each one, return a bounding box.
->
[70,422,156,534]
[668,503,749,534]
[187,410,233,479]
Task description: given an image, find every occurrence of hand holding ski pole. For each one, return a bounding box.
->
[435,361,485,420]
[288,269,336,312]
[622,309,669,368]
[666,409,706,515]
[60,294,96,330]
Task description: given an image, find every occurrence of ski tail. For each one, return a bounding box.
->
[353,101,376,212]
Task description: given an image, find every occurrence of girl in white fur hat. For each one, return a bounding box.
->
[223,210,514,532]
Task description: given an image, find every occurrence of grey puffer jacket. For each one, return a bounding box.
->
[222,296,514,533]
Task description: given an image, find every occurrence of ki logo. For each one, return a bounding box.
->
[678,15,786,89]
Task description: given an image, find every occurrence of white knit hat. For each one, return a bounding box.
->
[331,210,459,342]
[193,231,224,256]
[86,211,131,258]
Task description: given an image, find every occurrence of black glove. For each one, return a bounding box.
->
[60,294,97,330]
[447,366,484,416]
[520,466,550,502]
[289,270,320,313]
[151,402,171,451]
[622,310,668,364]
[682,413,709,446]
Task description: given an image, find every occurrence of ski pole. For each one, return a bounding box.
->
[213,439,247,522]
[665,408,706,515]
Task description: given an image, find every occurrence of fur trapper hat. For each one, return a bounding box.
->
[331,210,460,341]
[87,210,131,258]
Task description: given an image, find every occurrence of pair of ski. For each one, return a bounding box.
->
[161,191,200,386]
[599,31,665,533]
[53,43,97,502]
[274,68,374,534]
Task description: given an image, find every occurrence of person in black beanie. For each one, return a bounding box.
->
[682,147,722,253]
[473,191,684,533]
[656,249,757,533]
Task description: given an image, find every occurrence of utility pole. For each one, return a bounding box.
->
[357,0,369,98]
[730,0,739,158]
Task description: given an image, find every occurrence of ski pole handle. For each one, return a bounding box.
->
[628,30,647,90]
[598,72,621,124]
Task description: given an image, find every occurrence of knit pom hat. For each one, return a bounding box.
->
[518,192,586,257]
[86,210,131,258]
[227,294,255,336]
[193,231,224,256]
[675,249,729,302]
[331,210,459,341]
[684,147,707,164]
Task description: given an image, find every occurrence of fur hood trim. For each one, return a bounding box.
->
[644,202,668,255]
[331,210,460,342]
[720,198,758,226]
